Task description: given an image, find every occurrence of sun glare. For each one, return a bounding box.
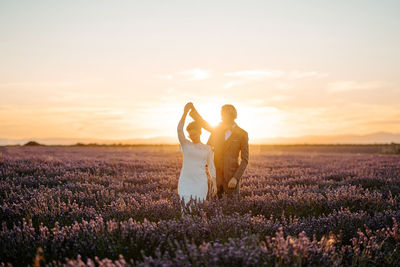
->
[192,103,222,127]
[185,103,285,143]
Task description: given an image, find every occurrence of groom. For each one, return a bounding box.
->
[189,104,249,198]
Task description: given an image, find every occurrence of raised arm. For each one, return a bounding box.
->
[177,103,192,145]
[189,106,214,133]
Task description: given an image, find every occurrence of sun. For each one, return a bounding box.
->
[186,102,285,143]
[190,103,221,127]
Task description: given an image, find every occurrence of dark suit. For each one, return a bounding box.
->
[190,109,249,197]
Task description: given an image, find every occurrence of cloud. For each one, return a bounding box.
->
[225,70,285,79]
[267,95,292,102]
[223,70,283,88]
[159,74,173,80]
[223,69,326,88]
[246,99,265,105]
[158,69,211,81]
[159,68,325,89]
[274,82,294,90]
[361,119,400,126]
[223,81,242,89]
[327,81,391,93]
[165,88,175,94]
[0,81,74,89]
[181,68,211,81]
[287,71,327,79]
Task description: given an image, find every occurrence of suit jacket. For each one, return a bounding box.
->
[190,109,249,195]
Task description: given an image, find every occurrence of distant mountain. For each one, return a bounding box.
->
[1,132,400,146]
[0,136,177,146]
[254,132,400,144]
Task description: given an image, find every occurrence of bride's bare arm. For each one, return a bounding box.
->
[177,103,192,145]
[207,148,217,196]
[207,148,216,180]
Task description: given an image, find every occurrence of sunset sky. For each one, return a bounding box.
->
[1,1,399,143]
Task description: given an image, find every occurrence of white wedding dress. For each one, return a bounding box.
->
[178,141,216,204]
[177,118,216,205]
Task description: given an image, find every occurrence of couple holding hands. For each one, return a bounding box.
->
[177,102,249,205]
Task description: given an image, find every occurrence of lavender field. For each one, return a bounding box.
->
[1,145,400,266]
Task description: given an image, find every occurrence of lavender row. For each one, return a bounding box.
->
[3,213,399,266]
[0,146,399,265]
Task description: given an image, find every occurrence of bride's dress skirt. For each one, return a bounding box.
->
[178,143,213,204]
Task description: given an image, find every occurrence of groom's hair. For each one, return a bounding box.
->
[221,104,237,119]
[186,121,201,132]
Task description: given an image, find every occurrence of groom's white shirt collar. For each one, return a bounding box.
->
[225,123,236,140]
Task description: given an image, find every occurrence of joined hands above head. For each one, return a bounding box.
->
[183,102,194,114]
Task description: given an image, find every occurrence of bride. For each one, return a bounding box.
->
[177,102,217,206]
